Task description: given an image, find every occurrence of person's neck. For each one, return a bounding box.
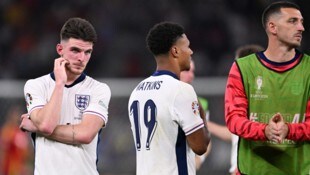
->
[156,66,180,78]
[66,73,80,85]
[264,45,296,63]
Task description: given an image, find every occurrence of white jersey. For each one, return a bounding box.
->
[229,134,238,173]
[24,73,111,175]
[128,71,204,175]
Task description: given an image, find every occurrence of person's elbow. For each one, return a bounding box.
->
[191,137,210,155]
[78,136,93,144]
[198,139,211,155]
[31,109,57,135]
[193,147,207,156]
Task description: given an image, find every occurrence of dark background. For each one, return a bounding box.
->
[0,0,309,80]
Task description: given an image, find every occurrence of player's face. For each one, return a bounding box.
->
[273,8,304,48]
[180,61,195,84]
[176,34,193,71]
[58,38,93,76]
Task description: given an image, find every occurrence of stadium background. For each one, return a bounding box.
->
[0,0,309,174]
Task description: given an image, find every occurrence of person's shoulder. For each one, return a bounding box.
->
[178,80,192,87]
[178,80,196,93]
[25,73,51,86]
[300,53,310,65]
[85,76,109,87]
[85,76,111,96]
[236,53,257,62]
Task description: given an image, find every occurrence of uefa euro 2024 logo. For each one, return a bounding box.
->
[256,76,263,90]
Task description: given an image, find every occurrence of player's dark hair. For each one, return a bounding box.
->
[235,44,264,60]
[262,1,300,29]
[60,17,97,43]
[146,22,184,56]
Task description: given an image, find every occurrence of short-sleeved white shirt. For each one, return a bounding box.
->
[24,73,111,175]
[128,71,204,175]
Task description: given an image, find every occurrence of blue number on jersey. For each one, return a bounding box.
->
[130,99,157,151]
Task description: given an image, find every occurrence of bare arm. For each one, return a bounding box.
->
[187,100,211,155]
[195,141,212,170]
[46,114,104,144]
[30,84,64,135]
[28,58,68,135]
[207,121,232,142]
[21,113,105,145]
[187,127,210,155]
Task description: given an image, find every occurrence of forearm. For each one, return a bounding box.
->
[52,124,101,145]
[226,104,267,140]
[46,115,104,145]
[30,83,64,135]
[45,124,78,145]
[198,101,211,144]
[286,100,310,141]
[46,124,95,145]
[207,121,231,142]
[287,119,310,141]
[20,115,75,144]
[25,121,96,145]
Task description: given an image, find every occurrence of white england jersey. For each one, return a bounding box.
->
[24,73,111,175]
[128,71,204,175]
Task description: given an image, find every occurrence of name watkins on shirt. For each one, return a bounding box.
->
[136,81,163,91]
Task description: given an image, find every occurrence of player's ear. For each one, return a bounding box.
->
[171,46,178,58]
[268,21,277,34]
[56,43,63,56]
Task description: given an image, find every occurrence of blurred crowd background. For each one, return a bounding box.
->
[0,0,309,174]
[0,0,309,80]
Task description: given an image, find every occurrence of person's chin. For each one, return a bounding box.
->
[69,69,83,75]
[292,42,301,48]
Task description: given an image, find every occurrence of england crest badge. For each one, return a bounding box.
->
[75,94,90,111]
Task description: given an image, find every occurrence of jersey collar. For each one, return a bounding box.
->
[257,49,302,66]
[50,72,86,88]
[152,70,179,80]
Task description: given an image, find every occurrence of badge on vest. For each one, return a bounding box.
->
[250,76,268,100]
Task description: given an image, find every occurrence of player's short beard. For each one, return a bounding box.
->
[67,65,84,76]
[282,37,301,48]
